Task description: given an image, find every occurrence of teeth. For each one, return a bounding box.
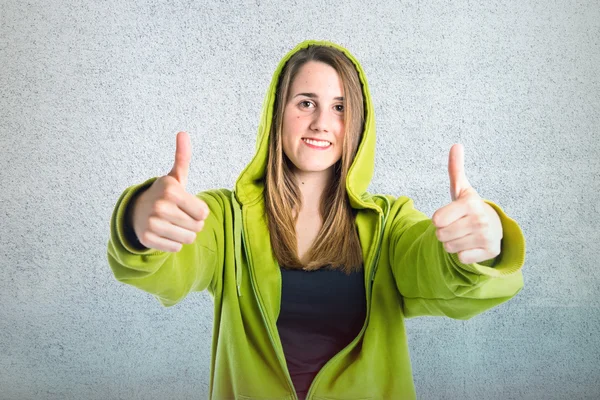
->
[302,138,331,147]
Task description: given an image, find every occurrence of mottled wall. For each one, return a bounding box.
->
[1,1,598,399]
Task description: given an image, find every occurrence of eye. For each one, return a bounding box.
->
[334,104,344,112]
[299,100,314,109]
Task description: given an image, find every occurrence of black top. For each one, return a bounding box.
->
[276,265,366,400]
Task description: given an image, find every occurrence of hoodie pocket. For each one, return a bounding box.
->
[237,395,295,400]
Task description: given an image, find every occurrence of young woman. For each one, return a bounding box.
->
[107,40,525,400]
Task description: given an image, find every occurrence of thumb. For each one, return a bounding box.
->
[448,143,470,201]
[168,131,191,189]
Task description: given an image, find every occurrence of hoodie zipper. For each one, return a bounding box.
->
[370,196,390,283]
[235,193,389,400]
[236,202,298,400]
[370,213,386,283]
[305,203,388,399]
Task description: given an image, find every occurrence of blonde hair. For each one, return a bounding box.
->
[264,45,364,274]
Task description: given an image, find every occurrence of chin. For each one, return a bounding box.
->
[286,154,340,174]
[294,163,336,174]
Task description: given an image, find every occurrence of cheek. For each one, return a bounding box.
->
[281,115,305,149]
[281,116,295,156]
[335,124,345,156]
[281,108,295,133]
[283,112,301,130]
[335,122,345,143]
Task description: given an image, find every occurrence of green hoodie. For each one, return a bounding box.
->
[107,40,525,399]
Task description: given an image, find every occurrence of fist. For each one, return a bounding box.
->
[432,144,503,265]
[130,131,210,253]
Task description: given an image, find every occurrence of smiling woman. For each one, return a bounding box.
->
[265,46,365,274]
[107,40,526,400]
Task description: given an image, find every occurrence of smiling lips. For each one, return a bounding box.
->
[302,138,332,149]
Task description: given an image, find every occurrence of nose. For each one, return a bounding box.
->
[309,108,333,133]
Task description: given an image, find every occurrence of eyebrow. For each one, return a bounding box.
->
[293,92,344,101]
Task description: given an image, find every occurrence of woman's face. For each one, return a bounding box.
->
[281,61,345,176]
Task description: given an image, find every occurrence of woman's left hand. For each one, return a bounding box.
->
[431,144,503,265]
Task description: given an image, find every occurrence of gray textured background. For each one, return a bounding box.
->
[1,0,599,399]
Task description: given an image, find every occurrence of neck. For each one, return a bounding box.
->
[292,167,335,215]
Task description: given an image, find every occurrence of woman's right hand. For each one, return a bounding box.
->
[130,131,210,253]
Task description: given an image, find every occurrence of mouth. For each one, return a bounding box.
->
[301,138,332,148]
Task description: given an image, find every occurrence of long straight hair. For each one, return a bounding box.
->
[264,45,365,275]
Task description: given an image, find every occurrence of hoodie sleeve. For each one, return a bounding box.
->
[386,195,525,320]
[106,177,224,307]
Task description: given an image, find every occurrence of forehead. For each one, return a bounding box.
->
[290,61,343,96]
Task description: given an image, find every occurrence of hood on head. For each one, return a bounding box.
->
[234,40,377,210]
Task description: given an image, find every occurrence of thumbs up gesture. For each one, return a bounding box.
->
[431,144,503,265]
[130,131,210,253]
